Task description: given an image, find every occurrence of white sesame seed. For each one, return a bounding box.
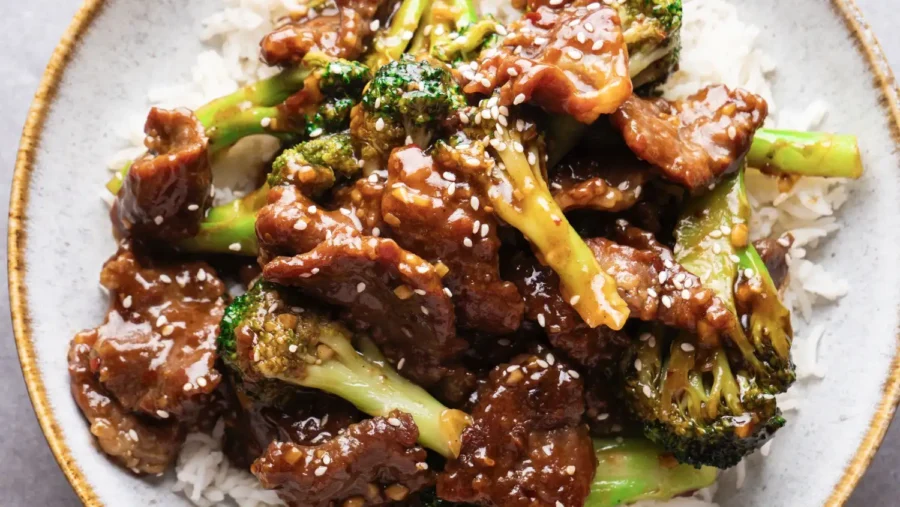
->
[156,410,170,419]
[315,466,327,477]
[357,282,366,293]
[153,215,164,225]
[183,382,193,391]
[197,377,208,387]
[309,128,323,138]
[730,254,741,263]
[565,465,576,475]
[388,417,402,427]
[288,344,298,353]
[635,358,642,372]
[681,343,695,352]
[576,32,586,44]
[228,243,242,252]
[547,353,555,365]
[161,325,174,336]
[709,230,723,238]
[463,237,473,248]
[443,287,453,297]
[187,204,199,211]
[375,117,385,131]
[122,295,132,309]
[323,454,332,465]
[480,223,489,237]
[156,315,168,327]
[421,305,430,316]
[370,19,380,31]
[416,462,429,470]
[459,112,469,124]
[128,429,139,441]
[585,22,594,32]
[260,117,272,128]
[661,295,673,308]
[531,372,541,380]
[397,358,406,370]
[308,205,317,213]
[713,243,722,254]
[537,359,549,368]
[642,385,652,398]
[293,219,307,231]
[658,271,669,284]
[569,369,580,378]
[159,274,172,283]
[569,295,581,305]
[597,413,609,421]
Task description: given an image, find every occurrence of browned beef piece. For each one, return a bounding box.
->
[611,85,768,189]
[463,0,631,123]
[754,236,793,289]
[88,247,225,419]
[331,174,388,237]
[263,238,466,386]
[507,253,631,370]
[382,146,524,335]
[260,0,385,66]
[253,411,433,507]
[550,147,653,213]
[112,108,211,243]
[69,329,183,475]
[588,221,734,338]
[438,353,596,506]
[224,386,362,469]
[256,184,361,262]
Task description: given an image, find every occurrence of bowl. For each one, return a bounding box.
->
[9,0,900,505]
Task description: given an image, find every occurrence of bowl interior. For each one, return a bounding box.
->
[14,0,900,505]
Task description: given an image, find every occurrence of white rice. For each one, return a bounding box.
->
[102,0,849,504]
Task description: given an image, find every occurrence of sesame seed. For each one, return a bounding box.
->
[122,296,132,309]
[197,377,208,387]
[661,295,673,308]
[744,268,755,278]
[459,112,469,124]
[375,118,385,131]
[713,243,722,254]
[397,358,406,370]
[260,117,271,128]
[161,325,174,336]
[569,369,580,378]
[527,152,537,165]
[463,237,473,248]
[658,271,668,284]
[388,417,402,427]
[187,204,199,211]
[531,372,541,380]
[565,465,576,475]
[228,243,242,252]
[416,462,429,471]
[315,466,327,477]
[443,287,453,297]
[308,205,317,213]
[153,215,164,225]
[370,19,380,31]
[730,254,741,263]
[357,282,366,293]
[421,305,429,316]
[156,315,168,327]
[159,274,172,283]
[547,353,555,365]
[309,128,323,138]
[513,93,526,105]
[682,289,691,299]
[709,230,723,238]
[128,429,139,441]
[183,382,193,391]
[585,22,594,32]
[156,410,170,419]
[635,358,642,371]
[323,454,332,465]
[372,227,381,237]
[294,220,307,230]
[642,385,652,398]
[569,295,581,305]
[288,344,298,353]
[681,343,695,352]
[537,359,549,368]
[598,413,609,421]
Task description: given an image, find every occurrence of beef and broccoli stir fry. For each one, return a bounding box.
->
[72,0,864,505]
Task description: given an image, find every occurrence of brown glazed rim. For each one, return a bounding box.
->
[8,0,900,505]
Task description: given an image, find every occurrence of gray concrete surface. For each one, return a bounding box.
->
[0,1,896,505]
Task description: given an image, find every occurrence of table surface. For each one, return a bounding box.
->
[2,1,898,505]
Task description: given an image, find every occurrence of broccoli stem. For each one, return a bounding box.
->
[488,134,630,330]
[587,438,718,507]
[747,129,863,179]
[177,186,267,255]
[367,0,429,68]
[275,333,471,458]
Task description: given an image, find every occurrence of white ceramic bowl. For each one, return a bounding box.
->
[9,0,900,505]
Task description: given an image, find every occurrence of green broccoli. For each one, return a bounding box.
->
[747,129,863,179]
[451,99,630,330]
[366,0,430,69]
[622,169,793,469]
[268,132,360,192]
[217,281,472,458]
[177,186,267,255]
[408,0,500,63]
[353,56,466,159]
[587,438,718,506]
[616,0,684,88]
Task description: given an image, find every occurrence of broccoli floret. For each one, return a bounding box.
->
[588,438,718,506]
[623,327,784,469]
[407,0,500,63]
[623,169,793,469]
[448,99,629,330]
[616,0,683,88]
[353,56,465,160]
[217,281,472,458]
[268,133,360,192]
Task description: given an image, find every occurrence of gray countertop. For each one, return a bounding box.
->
[1,1,897,505]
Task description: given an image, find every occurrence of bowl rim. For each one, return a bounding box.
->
[8,0,900,505]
